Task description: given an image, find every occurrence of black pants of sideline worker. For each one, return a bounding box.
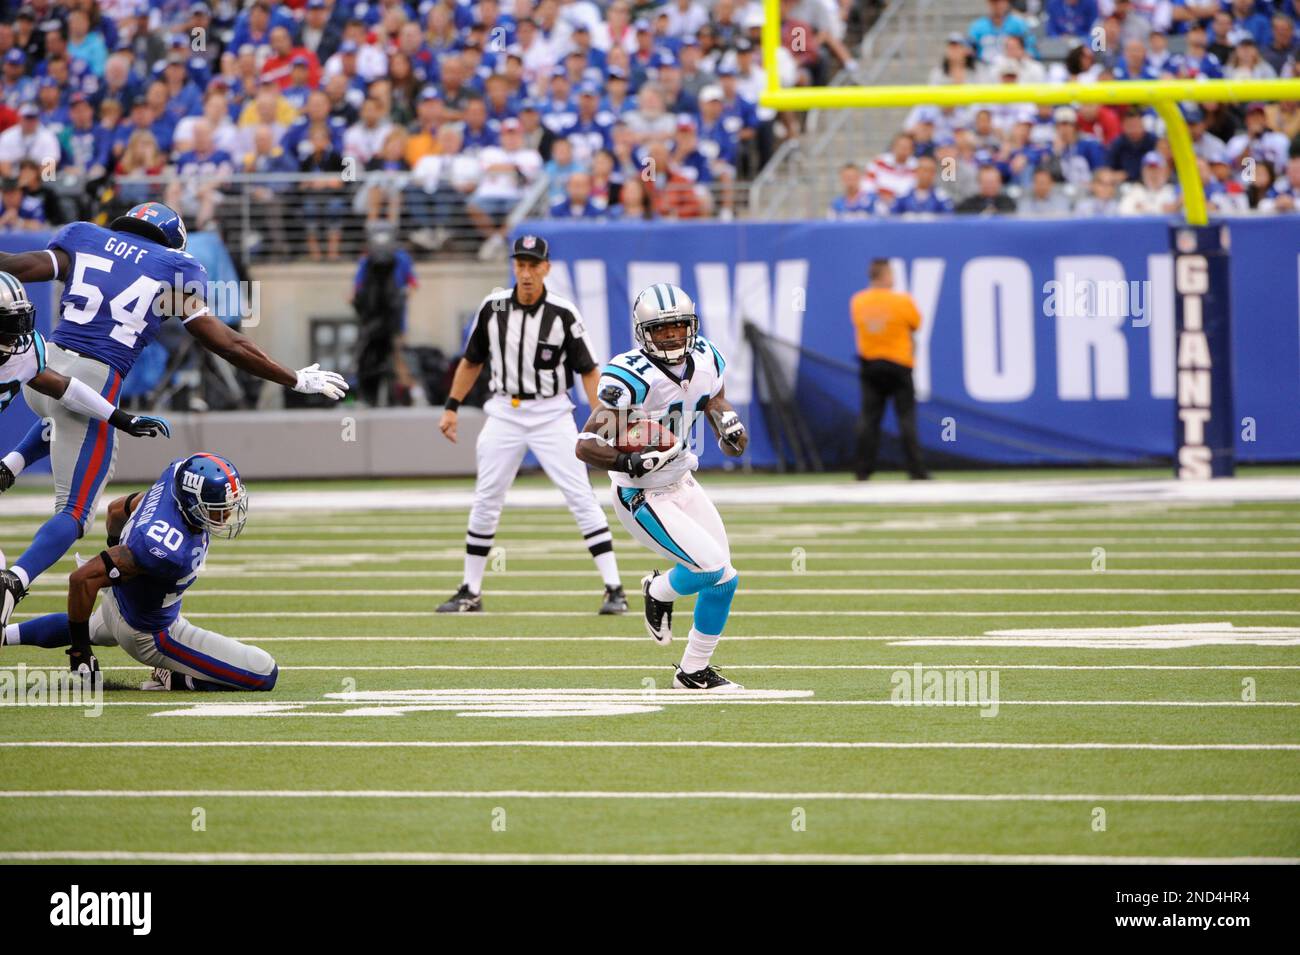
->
[856,358,928,480]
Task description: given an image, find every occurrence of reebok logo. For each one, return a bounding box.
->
[49,885,151,935]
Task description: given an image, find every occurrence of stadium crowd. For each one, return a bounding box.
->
[832,0,1300,219]
[0,0,873,259]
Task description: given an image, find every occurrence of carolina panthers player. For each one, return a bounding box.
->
[0,201,347,627]
[0,270,171,439]
[5,451,278,690]
[575,283,748,691]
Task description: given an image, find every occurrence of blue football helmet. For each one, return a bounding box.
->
[0,271,35,356]
[171,452,248,539]
[110,201,189,251]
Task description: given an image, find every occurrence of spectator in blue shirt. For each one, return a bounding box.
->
[892,156,955,214]
[58,93,111,183]
[549,171,607,218]
[1045,0,1099,37]
[1113,37,1161,79]
[561,84,614,164]
[1107,107,1159,182]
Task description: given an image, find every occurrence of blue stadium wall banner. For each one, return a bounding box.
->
[525,217,1300,466]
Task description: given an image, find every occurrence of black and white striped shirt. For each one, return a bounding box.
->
[463,287,597,399]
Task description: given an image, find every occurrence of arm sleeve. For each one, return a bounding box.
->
[462,301,493,363]
[57,376,117,421]
[563,311,597,375]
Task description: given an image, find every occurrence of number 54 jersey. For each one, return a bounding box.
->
[597,336,727,490]
[48,221,208,377]
[114,461,209,633]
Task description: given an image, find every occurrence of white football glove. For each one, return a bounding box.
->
[294,364,349,400]
[628,438,684,477]
[714,410,746,452]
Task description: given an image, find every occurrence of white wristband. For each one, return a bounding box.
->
[59,377,117,422]
[577,431,615,446]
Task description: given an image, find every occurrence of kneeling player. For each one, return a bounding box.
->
[575,283,748,690]
[4,452,278,691]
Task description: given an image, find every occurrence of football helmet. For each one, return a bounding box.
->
[633,283,698,363]
[172,452,248,539]
[110,201,189,251]
[0,271,34,356]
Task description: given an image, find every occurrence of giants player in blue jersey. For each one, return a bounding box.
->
[5,452,277,689]
[0,201,348,627]
[0,270,172,438]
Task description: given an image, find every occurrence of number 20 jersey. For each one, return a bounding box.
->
[114,460,209,632]
[48,221,208,377]
[597,336,726,490]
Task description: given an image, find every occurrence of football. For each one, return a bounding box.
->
[615,419,676,454]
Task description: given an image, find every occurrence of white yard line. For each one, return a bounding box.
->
[0,851,1293,864]
[22,587,1300,598]
[2,789,1296,802]
[2,740,1297,751]
[18,609,1295,620]
[34,699,1300,708]
[10,663,1298,672]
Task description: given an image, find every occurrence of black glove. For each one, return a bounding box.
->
[615,442,682,478]
[109,409,172,438]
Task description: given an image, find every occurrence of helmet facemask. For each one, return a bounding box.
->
[636,314,698,363]
[188,483,249,540]
[0,301,35,358]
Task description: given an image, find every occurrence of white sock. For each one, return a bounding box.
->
[680,627,721,674]
[1,451,24,476]
[649,573,680,602]
[593,551,621,588]
[3,625,19,645]
[463,554,486,594]
[12,566,29,589]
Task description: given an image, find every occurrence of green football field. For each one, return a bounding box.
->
[1,473,1299,864]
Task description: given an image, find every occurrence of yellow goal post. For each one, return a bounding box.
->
[758,0,1300,225]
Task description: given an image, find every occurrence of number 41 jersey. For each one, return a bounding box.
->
[48,221,208,377]
[597,336,727,489]
[114,461,209,632]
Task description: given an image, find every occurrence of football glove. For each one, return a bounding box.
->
[122,413,171,438]
[713,409,746,453]
[294,363,349,400]
[67,646,100,685]
[617,439,684,478]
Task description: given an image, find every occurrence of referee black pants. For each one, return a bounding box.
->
[856,358,928,480]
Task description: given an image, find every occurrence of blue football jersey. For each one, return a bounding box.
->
[114,461,209,632]
[48,221,208,377]
[0,330,46,413]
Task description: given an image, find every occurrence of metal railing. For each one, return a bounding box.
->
[751,0,940,219]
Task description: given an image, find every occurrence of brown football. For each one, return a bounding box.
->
[615,419,676,454]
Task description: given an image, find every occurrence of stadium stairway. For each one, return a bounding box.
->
[754,0,990,219]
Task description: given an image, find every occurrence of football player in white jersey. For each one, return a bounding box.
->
[576,283,748,691]
[0,271,170,441]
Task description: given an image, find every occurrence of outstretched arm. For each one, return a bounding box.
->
[183,310,347,399]
[0,248,67,283]
[705,385,747,457]
[27,369,171,438]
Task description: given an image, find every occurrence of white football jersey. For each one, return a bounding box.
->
[0,330,46,413]
[597,335,726,489]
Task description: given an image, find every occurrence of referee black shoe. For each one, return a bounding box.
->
[599,584,627,615]
[641,571,673,644]
[0,462,14,494]
[671,664,743,692]
[436,584,482,613]
[0,568,26,628]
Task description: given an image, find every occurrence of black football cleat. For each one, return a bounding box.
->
[0,462,14,494]
[599,584,628,615]
[436,584,482,613]
[671,664,743,692]
[641,571,673,644]
[0,568,26,628]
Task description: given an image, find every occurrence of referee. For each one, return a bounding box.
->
[436,234,627,614]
